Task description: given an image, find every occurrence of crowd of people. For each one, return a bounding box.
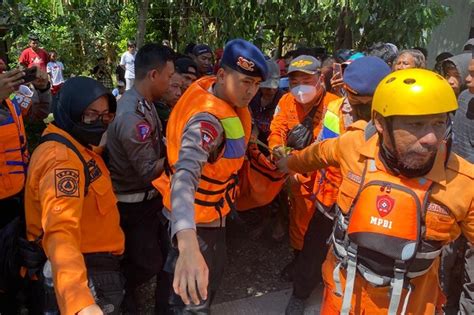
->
[0,30,473,315]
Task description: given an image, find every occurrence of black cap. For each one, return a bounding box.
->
[175,58,198,76]
[192,44,212,57]
[28,34,39,41]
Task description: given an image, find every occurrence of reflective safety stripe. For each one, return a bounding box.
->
[220,117,246,159]
[220,117,245,139]
[322,110,340,135]
[223,137,246,159]
[415,249,442,259]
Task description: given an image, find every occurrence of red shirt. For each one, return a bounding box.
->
[19,47,49,71]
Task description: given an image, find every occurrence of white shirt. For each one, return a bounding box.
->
[46,61,65,86]
[120,51,136,79]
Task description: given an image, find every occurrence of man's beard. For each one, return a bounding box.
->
[380,143,437,178]
[397,145,438,178]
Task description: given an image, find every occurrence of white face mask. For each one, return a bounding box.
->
[290,85,317,104]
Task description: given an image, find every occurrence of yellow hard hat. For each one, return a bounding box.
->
[372,68,458,117]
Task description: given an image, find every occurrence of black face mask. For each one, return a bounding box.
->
[70,120,107,147]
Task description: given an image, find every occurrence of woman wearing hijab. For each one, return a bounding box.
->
[24,77,125,315]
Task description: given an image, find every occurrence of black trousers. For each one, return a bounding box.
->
[118,197,164,311]
[440,235,472,315]
[0,194,23,314]
[156,216,226,315]
[292,209,333,299]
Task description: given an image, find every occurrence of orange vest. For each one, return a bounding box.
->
[153,77,252,223]
[313,98,345,209]
[0,97,29,199]
[332,158,440,314]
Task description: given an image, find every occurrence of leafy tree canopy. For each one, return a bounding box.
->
[1,0,450,75]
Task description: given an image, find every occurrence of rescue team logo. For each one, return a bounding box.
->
[200,121,218,151]
[376,195,395,217]
[370,216,393,229]
[55,168,80,198]
[291,60,313,68]
[136,122,151,142]
[237,56,255,72]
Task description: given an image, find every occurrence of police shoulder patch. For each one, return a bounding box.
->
[200,121,218,151]
[136,121,152,142]
[55,168,80,198]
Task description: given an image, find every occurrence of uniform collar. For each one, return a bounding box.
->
[357,130,448,186]
[45,123,89,154]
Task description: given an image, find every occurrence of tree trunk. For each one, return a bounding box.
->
[136,0,150,48]
[334,5,353,50]
[277,26,285,59]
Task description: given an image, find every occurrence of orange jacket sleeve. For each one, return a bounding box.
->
[288,137,341,174]
[461,199,474,244]
[38,157,95,314]
[268,101,289,150]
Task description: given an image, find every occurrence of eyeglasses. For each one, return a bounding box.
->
[82,111,115,125]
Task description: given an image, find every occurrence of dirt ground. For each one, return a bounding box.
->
[134,205,294,313]
[214,210,294,304]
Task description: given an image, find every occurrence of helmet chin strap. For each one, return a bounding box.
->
[442,113,454,167]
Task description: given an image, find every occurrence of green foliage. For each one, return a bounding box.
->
[1,0,451,70]
[2,0,124,75]
[134,0,449,56]
[347,0,451,49]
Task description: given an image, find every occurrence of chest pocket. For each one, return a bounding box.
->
[90,170,117,216]
[337,178,360,213]
[424,202,456,241]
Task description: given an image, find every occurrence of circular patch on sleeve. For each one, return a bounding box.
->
[55,169,80,198]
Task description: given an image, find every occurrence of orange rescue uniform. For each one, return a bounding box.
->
[25,124,125,315]
[288,121,474,314]
[313,97,346,213]
[269,91,338,250]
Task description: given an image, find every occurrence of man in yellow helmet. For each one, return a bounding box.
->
[277,69,474,314]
